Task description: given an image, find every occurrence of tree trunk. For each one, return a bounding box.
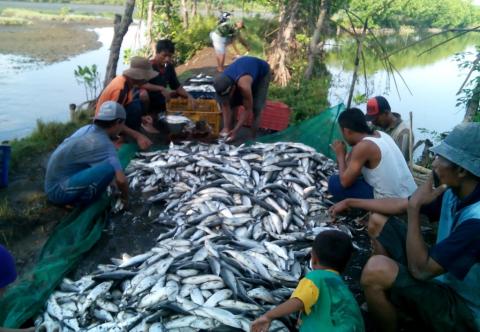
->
[103,0,135,88]
[191,0,197,18]
[464,80,480,122]
[267,0,300,87]
[147,1,155,57]
[205,0,212,16]
[180,0,189,28]
[304,0,331,79]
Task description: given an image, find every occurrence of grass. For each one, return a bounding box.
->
[0,16,31,25]
[0,199,15,220]
[10,110,91,173]
[0,7,106,22]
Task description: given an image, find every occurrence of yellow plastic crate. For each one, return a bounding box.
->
[167,99,222,136]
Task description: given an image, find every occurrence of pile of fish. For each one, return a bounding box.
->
[183,73,215,99]
[36,142,355,332]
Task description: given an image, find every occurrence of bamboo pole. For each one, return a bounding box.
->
[409,111,413,170]
[346,19,368,109]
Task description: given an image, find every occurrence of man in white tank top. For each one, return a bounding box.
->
[328,108,416,202]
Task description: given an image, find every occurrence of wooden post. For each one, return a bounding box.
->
[409,111,413,170]
[69,103,77,122]
[103,0,135,88]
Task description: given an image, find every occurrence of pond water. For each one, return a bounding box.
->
[0,23,144,141]
[326,33,480,144]
[0,11,479,144]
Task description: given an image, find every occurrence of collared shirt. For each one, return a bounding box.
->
[384,113,412,161]
[45,125,122,193]
[424,184,480,279]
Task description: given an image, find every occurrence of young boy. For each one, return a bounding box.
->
[0,245,34,332]
[251,230,365,332]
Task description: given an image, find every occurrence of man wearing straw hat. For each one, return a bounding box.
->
[96,56,157,150]
[340,123,480,331]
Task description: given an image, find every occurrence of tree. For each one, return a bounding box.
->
[103,0,135,88]
[267,0,300,87]
[304,0,332,79]
[180,0,189,28]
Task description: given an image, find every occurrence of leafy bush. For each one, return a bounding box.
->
[269,75,331,124]
[172,16,217,64]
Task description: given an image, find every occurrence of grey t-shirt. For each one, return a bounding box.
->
[45,124,122,192]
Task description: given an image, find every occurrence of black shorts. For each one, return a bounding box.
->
[378,217,477,332]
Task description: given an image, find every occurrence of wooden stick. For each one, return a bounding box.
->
[409,111,413,170]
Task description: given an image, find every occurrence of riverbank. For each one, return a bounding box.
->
[0,8,111,62]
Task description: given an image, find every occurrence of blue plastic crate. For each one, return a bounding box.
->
[0,144,11,188]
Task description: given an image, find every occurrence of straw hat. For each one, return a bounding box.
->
[123,56,158,81]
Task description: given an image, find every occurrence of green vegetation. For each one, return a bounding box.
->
[336,0,480,29]
[10,116,90,173]
[0,7,108,22]
[74,64,102,101]
[0,16,31,25]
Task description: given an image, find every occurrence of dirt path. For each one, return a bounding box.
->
[176,46,237,77]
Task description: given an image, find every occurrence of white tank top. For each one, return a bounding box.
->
[361,131,417,199]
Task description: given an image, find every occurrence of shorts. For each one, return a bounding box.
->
[378,217,477,331]
[210,31,231,54]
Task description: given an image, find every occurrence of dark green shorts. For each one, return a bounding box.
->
[378,217,477,332]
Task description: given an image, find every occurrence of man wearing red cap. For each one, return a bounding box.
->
[366,96,412,161]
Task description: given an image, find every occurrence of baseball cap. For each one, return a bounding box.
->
[366,96,391,121]
[430,123,480,177]
[213,74,235,101]
[95,101,126,121]
[0,245,17,289]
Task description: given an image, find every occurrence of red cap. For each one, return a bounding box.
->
[366,96,391,120]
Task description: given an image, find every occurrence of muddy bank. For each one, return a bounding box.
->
[0,20,109,62]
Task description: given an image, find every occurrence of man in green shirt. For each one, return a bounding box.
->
[210,13,249,72]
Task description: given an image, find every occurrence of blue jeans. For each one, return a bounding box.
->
[328,174,374,202]
[47,161,115,206]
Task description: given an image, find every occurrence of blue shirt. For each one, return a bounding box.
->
[45,125,122,192]
[422,184,480,327]
[223,56,270,85]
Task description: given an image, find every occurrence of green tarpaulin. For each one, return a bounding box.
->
[0,144,138,328]
[257,103,344,160]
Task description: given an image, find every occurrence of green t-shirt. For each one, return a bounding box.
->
[291,269,365,332]
[215,21,237,38]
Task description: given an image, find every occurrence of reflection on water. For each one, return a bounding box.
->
[326,33,479,145]
[0,24,143,141]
